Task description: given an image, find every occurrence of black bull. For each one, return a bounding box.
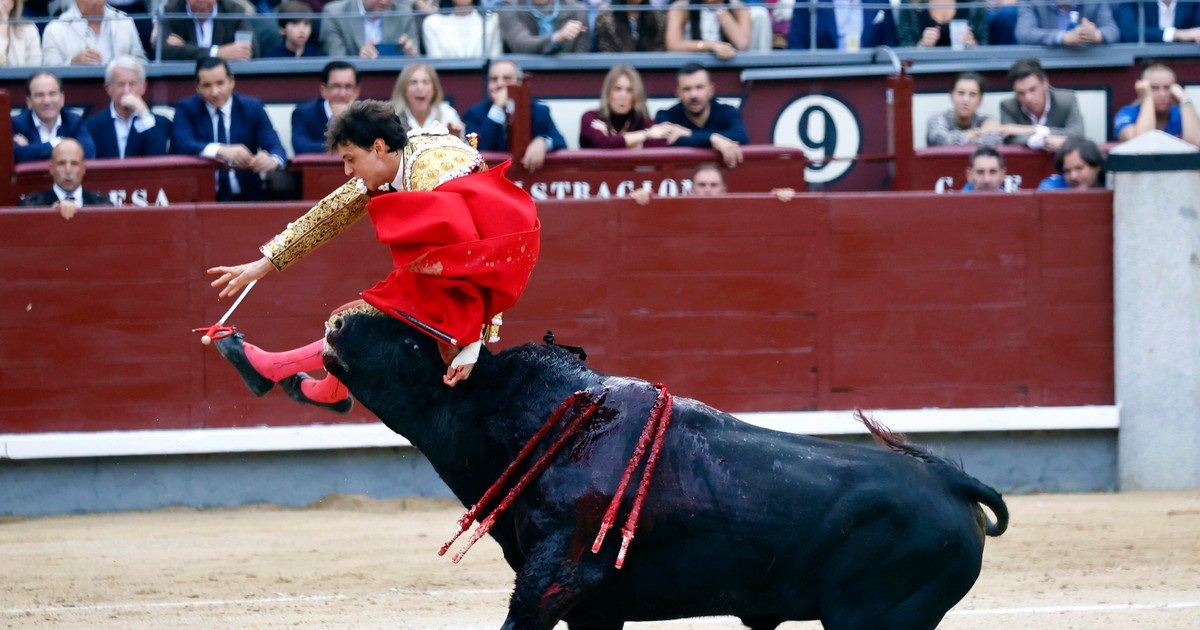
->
[323,313,1009,630]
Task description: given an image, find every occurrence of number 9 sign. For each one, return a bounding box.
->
[772,94,861,185]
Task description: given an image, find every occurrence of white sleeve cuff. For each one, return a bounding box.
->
[210,45,220,56]
[1027,126,1049,150]
[49,136,62,147]
[201,143,221,159]
[450,340,482,368]
[487,105,506,125]
[1163,27,1176,43]
[133,112,156,132]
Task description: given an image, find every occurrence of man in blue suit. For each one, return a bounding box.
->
[463,59,565,173]
[1115,0,1200,42]
[292,61,361,156]
[787,0,898,50]
[12,72,97,164]
[85,56,172,159]
[654,63,749,169]
[171,57,287,202]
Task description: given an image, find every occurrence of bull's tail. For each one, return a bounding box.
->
[854,410,1009,537]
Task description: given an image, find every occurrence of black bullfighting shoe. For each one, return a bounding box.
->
[213,332,275,396]
[279,373,354,414]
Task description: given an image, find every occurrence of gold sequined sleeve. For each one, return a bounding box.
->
[259,178,369,271]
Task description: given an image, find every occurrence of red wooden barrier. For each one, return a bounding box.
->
[294,146,808,200]
[0,190,1113,433]
[14,155,219,204]
[909,146,1058,192]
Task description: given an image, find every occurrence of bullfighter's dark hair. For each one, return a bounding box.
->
[27,71,62,93]
[1055,137,1106,184]
[321,59,357,85]
[678,61,708,79]
[970,145,1003,169]
[325,100,409,153]
[194,56,231,81]
[952,71,985,94]
[1006,58,1046,86]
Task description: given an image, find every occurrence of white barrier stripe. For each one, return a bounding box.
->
[0,405,1119,460]
[5,594,1197,619]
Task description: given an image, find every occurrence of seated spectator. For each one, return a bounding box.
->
[0,0,41,66]
[579,65,678,149]
[1015,1,1118,47]
[1115,0,1200,42]
[1038,137,1105,190]
[462,59,566,172]
[160,0,256,61]
[390,62,463,135]
[665,0,751,59]
[422,0,502,57]
[292,60,360,155]
[961,146,1007,192]
[999,58,1084,152]
[498,0,590,54]
[632,162,795,203]
[927,71,1003,147]
[321,0,418,57]
[171,57,287,201]
[898,0,988,47]
[987,0,1019,45]
[787,0,897,50]
[85,55,172,159]
[1114,62,1200,146]
[13,71,97,164]
[653,62,748,168]
[594,0,666,52]
[264,1,324,57]
[20,138,111,218]
[41,0,146,65]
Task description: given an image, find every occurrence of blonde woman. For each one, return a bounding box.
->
[390,63,464,136]
[579,65,681,149]
[665,0,750,60]
[0,0,41,67]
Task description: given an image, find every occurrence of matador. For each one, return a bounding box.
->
[206,101,540,412]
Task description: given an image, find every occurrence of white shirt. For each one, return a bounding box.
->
[35,114,63,145]
[833,0,863,50]
[1159,0,1178,42]
[403,102,463,136]
[359,0,383,45]
[109,103,157,158]
[186,3,218,48]
[1021,96,1053,149]
[53,183,83,205]
[202,99,241,195]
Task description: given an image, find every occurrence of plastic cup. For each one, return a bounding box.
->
[234,30,254,46]
[949,20,968,50]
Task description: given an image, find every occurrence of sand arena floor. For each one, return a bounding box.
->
[2,491,1199,629]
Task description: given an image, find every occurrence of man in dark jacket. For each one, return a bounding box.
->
[21,139,111,218]
[85,56,171,159]
[291,61,361,155]
[12,72,97,164]
[160,0,256,60]
[653,62,749,168]
[462,59,566,172]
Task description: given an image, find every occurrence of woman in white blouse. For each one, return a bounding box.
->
[0,0,42,67]
[390,63,465,137]
[421,0,501,58]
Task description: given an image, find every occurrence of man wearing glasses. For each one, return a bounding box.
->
[292,60,361,155]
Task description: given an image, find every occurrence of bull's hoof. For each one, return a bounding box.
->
[213,332,274,396]
[279,373,353,414]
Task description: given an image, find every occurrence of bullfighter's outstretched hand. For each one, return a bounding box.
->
[208,257,276,299]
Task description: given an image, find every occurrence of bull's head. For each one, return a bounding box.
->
[322,311,449,418]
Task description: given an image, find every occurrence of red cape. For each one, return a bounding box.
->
[361,161,540,347]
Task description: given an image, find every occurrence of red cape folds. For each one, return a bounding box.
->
[361,161,541,347]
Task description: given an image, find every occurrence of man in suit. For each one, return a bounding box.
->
[160,0,255,61]
[20,139,110,218]
[498,0,590,54]
[998,58,1085,151]
[12,72,97,164]
[1015,1,1119,46]
[85,56,171,159]
[320,0,418,58]
[787,0,898,50]
[1115,0,1200,42]
[653,62,749,169]
[463,59,566,172]
[292,60,361,155]
[41,0,147,65]
[171,57,287,202]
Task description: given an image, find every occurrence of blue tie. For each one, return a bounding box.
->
[216,109,233,199]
